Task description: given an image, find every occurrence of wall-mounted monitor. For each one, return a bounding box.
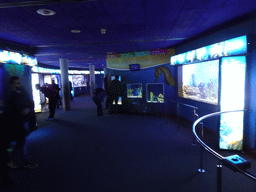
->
[127,83,142,98]
[178,59,219,105]
[129,64,140,71]
[146,83,164,103]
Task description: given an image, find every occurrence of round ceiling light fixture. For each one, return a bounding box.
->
[37,9,56,16]
[71,30,81,34]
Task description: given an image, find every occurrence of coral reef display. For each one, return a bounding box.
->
[127,84,142,98]
[180,60,219,105]
[147,83,164,103]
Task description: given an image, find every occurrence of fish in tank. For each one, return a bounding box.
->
[127,83,142,98]
[147,83,164,103]
[179,60,219,105]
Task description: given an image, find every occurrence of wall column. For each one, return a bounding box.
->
[59,58,71,111]
[89,64,95,96]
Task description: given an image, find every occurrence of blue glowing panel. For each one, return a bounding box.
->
[179,60,219,105]
[171,35,247,65]
[111,76,121,81]
[146,83,164,103]
[32,73,41,113]
[219,56,246,150]
[127,83,142,98]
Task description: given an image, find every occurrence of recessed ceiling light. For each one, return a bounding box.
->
[37,9,56,16]
[71,30,81,33]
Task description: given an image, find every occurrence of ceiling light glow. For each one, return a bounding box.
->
[37,9,56,16]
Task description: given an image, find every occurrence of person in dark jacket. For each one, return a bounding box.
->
[36,81,59,120]
[108,75,123,116]
[92,88,106,117]
[3,76,38,169]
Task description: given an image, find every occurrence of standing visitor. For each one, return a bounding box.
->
[108,75,123,116]
[3,76,38,170]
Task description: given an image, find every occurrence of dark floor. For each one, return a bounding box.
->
[4,95,256,192]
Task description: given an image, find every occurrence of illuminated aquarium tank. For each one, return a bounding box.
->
[72,75,87,87]
[146,83,164,103]
[127,83,142,98]
[179,60,219,105]
[219,56,246,150]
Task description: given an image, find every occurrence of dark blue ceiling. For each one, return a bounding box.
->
[0,0,256,69]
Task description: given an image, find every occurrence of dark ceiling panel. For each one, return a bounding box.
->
[0,0,255,69]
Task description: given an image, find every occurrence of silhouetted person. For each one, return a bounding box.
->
[108,75,123,116]
[92,88,106,117]
[50,80,61,109]
[36,81,58,120]
[3,76,38,170]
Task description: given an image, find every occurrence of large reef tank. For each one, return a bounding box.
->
[180,60,219,105]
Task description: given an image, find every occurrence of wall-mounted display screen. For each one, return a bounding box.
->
[129,64,140,71]
[219,56,246,150]
[72,75,87,87]
[127,83,142,98]
[178,60,219,105]
[146,83,164,103]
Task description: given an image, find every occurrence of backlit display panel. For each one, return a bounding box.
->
[219,56,246,150]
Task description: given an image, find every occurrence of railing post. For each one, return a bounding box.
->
[217,161,222,192]
[192,108,198,146]
[198,122,205,173]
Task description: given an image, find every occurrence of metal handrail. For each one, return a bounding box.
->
[192,110,256,181]
[170,100,198,110]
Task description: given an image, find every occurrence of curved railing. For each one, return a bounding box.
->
[192,110,256,184]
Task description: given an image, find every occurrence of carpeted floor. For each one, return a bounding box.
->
[4,95,256,192]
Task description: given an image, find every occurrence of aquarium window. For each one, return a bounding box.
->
[127,83,142,98]
[146,83,164,103]
[72,75,87,87]
[178,60,219,105]
[219,56,246,150]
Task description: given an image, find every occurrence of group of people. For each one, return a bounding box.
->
[0,74,121,188]
[92,75,123,117]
